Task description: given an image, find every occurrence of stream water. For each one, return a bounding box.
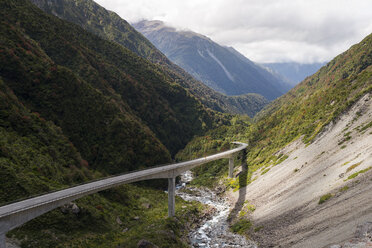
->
[176,171,257,248]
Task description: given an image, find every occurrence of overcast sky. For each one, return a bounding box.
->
[95,0,372,64]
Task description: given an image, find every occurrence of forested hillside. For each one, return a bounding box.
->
[0,1,214,247]
[0,0,221,166]
[30,0,269,117]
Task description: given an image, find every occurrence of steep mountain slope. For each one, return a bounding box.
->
[133,20,289,100]
[263,62,326,86]
[30,0,268,117]
[0,1,211,247]
[178,33,372,246]
[0,0,218,167]
[0,77,94,204]
[231,94,372,247]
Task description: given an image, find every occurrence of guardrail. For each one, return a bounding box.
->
[0,142,247,248]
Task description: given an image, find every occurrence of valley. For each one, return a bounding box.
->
[0,0,371,247]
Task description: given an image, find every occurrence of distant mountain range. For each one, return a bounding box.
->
[30,0,269,117]
[262,62,326,86]
[133,20,291,100]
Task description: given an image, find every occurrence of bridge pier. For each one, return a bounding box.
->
[0,233,5,248]
[228,156,234,178]
[168,177,176,217]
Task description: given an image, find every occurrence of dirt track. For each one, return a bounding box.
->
[228,94,372,248]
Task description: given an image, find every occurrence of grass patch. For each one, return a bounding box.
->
[346,161,363,173]
[294,168,299,173]
[318,193,333,204]
[231,219,252,234]
[239,201,256,217]
[339,186,349,192]
[342,161,351,166]
[345,167,372,181]
[275,155,289,165]
[254,226,264,232]
[340,145,347,149]
[261,168,270,175]
[359,120,372,132]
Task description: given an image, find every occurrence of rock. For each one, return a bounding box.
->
[141,203,152,209]
[355,221,372,239]
[182,205,187,209]
[137,239,159,248]
[339,173,345,178]
[122,228,128,233]
[133,216,140,220]
[71,203,80,214]
[61,202,80,214]
[116,216,123,225]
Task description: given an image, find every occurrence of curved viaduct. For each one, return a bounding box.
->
[0,142,247,248]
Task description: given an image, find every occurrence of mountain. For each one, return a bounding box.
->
[0,0,213,247]
[30,0,268,117]
[178,33,372,246]
[133,20,290,100]
[262,62,326,86]
[0,0,221,174]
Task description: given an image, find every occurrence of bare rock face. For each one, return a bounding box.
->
[137,239,159,248]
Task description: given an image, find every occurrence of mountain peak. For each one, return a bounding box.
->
[133,20,289,100]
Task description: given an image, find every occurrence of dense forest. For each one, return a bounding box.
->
[0,0,222,247]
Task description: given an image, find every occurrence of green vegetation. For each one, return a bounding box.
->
[231,219,253,234]
[346,161,363,173]
[0,0,371,246]
[0,76,206,247]
[346,167,372,181]
[31,0,268,117]
[359,120,372,132]
[178,32,372,190]
[261,168,270,175]
[9,184,206,248]
[254,226,264,232]
[342,161,351,166]
[239,201,256,217]
[339,186,349,192]
[339,132,352,146]
[0,0,219,246]
[318,193,333,204]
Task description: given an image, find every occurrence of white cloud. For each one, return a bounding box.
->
[95,0,372,63]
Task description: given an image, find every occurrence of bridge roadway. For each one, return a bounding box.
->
[0,142,247,248]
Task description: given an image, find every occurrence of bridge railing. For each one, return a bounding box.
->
[0,142,247,248]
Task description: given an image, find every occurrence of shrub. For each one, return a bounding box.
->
[318,193,332,204]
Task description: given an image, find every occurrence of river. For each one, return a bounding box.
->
[176,171,257,248]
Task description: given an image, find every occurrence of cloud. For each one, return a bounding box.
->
[95,0,372,63]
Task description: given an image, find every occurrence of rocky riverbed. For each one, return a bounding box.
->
[176,171,256,248]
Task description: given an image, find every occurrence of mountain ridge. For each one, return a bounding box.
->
[133,20,290,100]
[262,62,326,86]
[30,0,268,117]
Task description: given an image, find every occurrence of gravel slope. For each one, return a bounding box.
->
[229,93,372,248]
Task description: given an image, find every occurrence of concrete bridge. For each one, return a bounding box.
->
[0,142,247,248]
